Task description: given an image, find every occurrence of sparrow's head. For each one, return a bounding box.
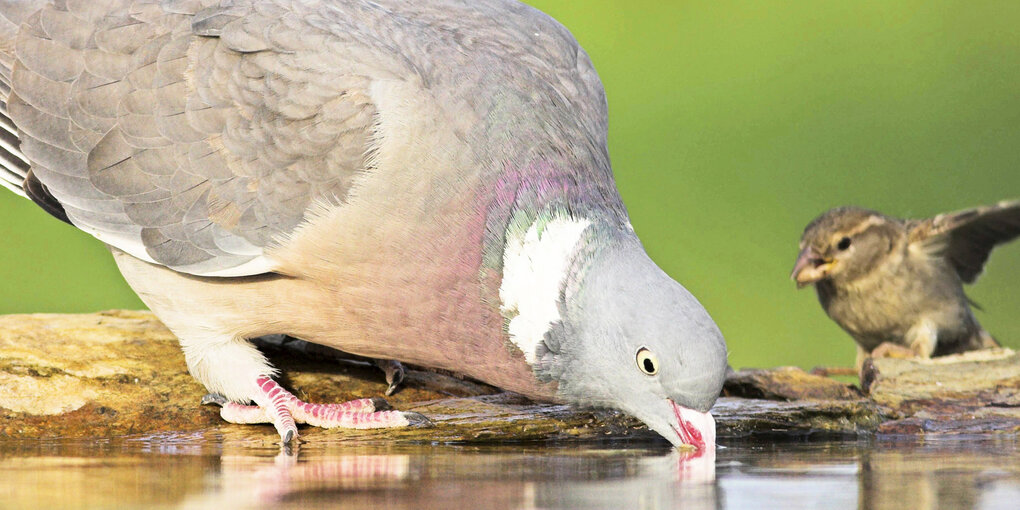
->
[791,206,901,287]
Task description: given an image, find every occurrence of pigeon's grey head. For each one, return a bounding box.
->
[791,206,901,287]
[506,220,728,450]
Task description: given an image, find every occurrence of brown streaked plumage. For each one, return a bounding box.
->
[791,200,1020,368]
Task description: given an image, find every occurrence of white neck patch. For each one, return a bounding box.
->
[499,216,592,364]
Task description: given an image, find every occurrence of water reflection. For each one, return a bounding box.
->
[857,439,1020,510]
[717,437,1020,510]
[176,442,717,510]
[1,435,1018,510]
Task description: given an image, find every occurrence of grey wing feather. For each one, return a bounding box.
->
[0,0,615,276]
[910,199,1020,284]
[0,0,390,276]
[0,3,29,197]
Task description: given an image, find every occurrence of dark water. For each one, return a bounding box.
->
[2,435,1018,509]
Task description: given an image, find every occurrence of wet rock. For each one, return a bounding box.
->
[713,397,882,437]
[864,349,1020,435]
[865,348,1020,406]
[717,366,880,437]
[0,311,221,438]
[721,350,1020,436]
[2,311,1013,443]
[0,311,661,443]
[723,366,863,401]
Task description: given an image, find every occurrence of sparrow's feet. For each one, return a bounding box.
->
[374,359,406,396]
[202,376,432,443]
[870,342,916,360]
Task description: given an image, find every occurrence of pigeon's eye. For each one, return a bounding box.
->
[837,237,852,251]
[636,347,658,376]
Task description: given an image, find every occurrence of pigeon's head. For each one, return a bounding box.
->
[516,225,728,450]
[791,207,900,287]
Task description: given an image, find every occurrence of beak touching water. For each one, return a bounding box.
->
[667,400,716,452]
[790,247,832,288]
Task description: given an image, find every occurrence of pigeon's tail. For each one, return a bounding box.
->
[0,93,28,199]
[0,2,70,226]
[0,0,30,199]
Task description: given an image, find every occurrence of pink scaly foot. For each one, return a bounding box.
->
[201,376,431,443]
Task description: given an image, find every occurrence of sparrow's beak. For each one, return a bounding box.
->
[790,247,832,288]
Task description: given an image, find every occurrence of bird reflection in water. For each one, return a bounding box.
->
[176,443,720,510]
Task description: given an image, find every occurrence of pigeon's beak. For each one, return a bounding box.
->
[667,400,716,452]
[790,247,832,288]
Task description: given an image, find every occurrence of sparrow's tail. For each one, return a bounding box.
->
[978,329,1001,349]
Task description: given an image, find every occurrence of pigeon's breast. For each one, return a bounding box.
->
[264,81,558,400]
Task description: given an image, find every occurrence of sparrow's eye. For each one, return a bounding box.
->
[636,347,658,375]
[837,237,851,251]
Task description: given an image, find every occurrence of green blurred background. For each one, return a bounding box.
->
[0,0,1017,370]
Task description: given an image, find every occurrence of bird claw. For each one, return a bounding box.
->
[201,393,229,406]
[201,376,430,443]
[368,397,393,411]
[402,411,434,428]
[374,359,405,396]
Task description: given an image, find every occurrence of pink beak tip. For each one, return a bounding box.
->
[669,401,717,452]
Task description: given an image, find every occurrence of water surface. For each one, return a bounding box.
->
[2,435,1017,509]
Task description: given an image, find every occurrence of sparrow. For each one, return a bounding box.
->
[791,200,1019,368]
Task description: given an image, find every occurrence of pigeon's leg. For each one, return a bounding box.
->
[202,376,431,440]
[109,250,428,443]
[252,335,406,396]
[181,334,425,442]
[201,394,271,423]
[374,359,405,396]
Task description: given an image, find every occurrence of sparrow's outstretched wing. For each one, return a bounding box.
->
[910,199,1020,283]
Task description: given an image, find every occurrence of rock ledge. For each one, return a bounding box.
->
[1,311,1015,443]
